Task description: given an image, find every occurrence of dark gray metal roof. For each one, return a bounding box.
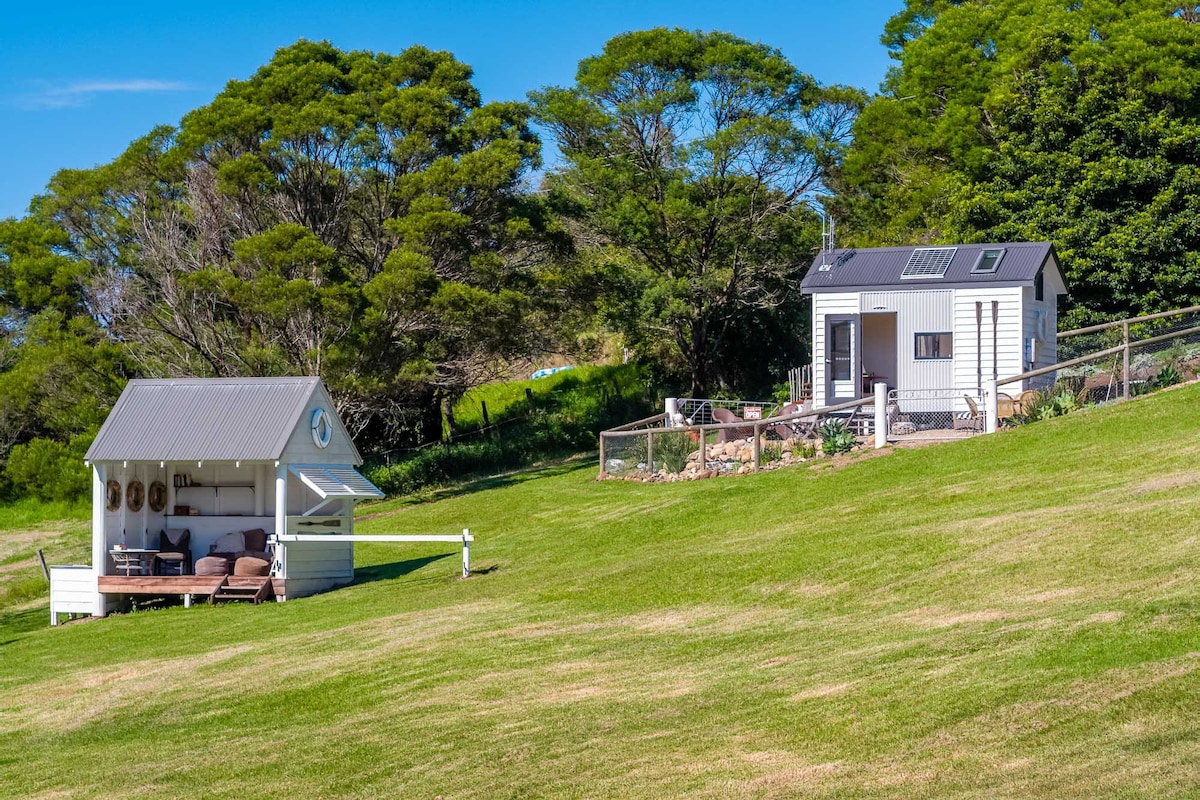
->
[800,242,1059,292]
[86,377,322,462]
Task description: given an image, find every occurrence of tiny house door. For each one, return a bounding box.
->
[825,314,860,402]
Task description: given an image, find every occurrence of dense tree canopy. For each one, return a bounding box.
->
[835,0,1200,325]
[17,41,566,453]
[533,28,861,396]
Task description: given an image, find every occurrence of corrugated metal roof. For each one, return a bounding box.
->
[86,377,321,462]
[801,242,1057,291]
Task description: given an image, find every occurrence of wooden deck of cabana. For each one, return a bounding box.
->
[98,575,283,604]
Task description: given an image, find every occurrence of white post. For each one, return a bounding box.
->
[166,462,176,513]
[985,380,999,434]
[275,462,288,532]
[665,397,678,426]
[462,528,471,578]
[874,382,888,449]
[275,464,288,578]
[91,464,107,616]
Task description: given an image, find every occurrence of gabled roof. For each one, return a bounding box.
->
[86,377,330,462]
[801,242,1061,292]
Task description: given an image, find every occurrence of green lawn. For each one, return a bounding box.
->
[2,386,1200,797]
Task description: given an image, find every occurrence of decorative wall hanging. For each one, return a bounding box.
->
[105,480,122,512]
[126,479,145,512]
[147,480,167,513]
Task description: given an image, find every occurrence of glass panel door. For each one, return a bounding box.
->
[825,315,859,401]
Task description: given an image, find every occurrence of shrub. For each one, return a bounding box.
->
[4,434,93,502]
[1152,364,1182,390]
[760,443,783,464]
[652,431,695,473]
[818,419,855,455]
[365,365,654,495]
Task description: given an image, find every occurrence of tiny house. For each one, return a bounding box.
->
[800,242,1067,407]
[49,377,384,622]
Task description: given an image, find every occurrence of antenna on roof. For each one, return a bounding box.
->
[806,195,836,271]
[821,213,836,266]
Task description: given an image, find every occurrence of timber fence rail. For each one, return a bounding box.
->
[989,306,1200,429]
[599,395,874,478]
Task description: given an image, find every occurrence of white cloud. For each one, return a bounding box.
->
[18,79,192,110]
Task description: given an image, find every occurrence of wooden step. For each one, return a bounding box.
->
[210,577,273,605]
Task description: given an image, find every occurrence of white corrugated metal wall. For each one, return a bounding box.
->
[861,290,954,394]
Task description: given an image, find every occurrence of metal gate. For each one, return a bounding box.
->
[886,389,984,440]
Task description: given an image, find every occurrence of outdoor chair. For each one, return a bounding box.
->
[765,401,816,441]
[1017,390,1040,417]
[153,529,191,575]
[959,395,985,432]
[712,407,754,443]
[997,393,1017,420]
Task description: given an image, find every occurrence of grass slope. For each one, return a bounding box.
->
[3,387,1200,797]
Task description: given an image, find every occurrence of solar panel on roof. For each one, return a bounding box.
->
[901,247,957,279]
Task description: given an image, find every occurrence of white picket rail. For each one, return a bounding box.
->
[276,529,474,577]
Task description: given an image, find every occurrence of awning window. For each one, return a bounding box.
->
[289,465,384,499]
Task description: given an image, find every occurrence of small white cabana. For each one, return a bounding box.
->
[50,377,385,622]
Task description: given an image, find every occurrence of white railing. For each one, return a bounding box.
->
[276,529,475,578]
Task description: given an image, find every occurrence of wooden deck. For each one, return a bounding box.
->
[98,575,285,600]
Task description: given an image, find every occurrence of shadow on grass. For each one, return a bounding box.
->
[359,455,596,517]
[0,605,53,640]
[353,553,454,585]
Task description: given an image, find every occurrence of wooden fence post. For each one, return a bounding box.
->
[37,549,49,582]
[646,430,655,475]
[1123,321,1131,401]
[599,433,606,477]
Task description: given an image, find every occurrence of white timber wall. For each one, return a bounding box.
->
[282,540,354,582]
[811,292,860,407]
[861,290,953,394]
[952,287,1024,408]
[1022,285,1059,376]
[280,385,360,465]
[49,566,98,623]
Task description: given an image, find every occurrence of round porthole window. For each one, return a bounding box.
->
[311,408,333,449]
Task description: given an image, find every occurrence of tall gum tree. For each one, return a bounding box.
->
[34,40,564,446]
[533,29,861,396]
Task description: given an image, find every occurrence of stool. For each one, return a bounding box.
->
[233,556,270,577]
[195,556,229,577]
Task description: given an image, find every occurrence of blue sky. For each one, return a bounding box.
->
[0,0,902,220]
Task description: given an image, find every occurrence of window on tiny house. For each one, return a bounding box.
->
[971,248,1006,274]
[915,332,953,359]
[1035,270,1045,301]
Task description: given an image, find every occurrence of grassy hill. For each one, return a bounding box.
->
[2,386,1200,797]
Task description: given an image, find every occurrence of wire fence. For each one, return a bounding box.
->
[600,396,870,481]
[998,306,1200,420]
[674,398,779,426]
[886,389,985,440]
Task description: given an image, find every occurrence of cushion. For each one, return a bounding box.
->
[233,556,270,577]
[195,556,229,576]
[159,528,190,552]
[241,528,267,553]
[213,531,245,553]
